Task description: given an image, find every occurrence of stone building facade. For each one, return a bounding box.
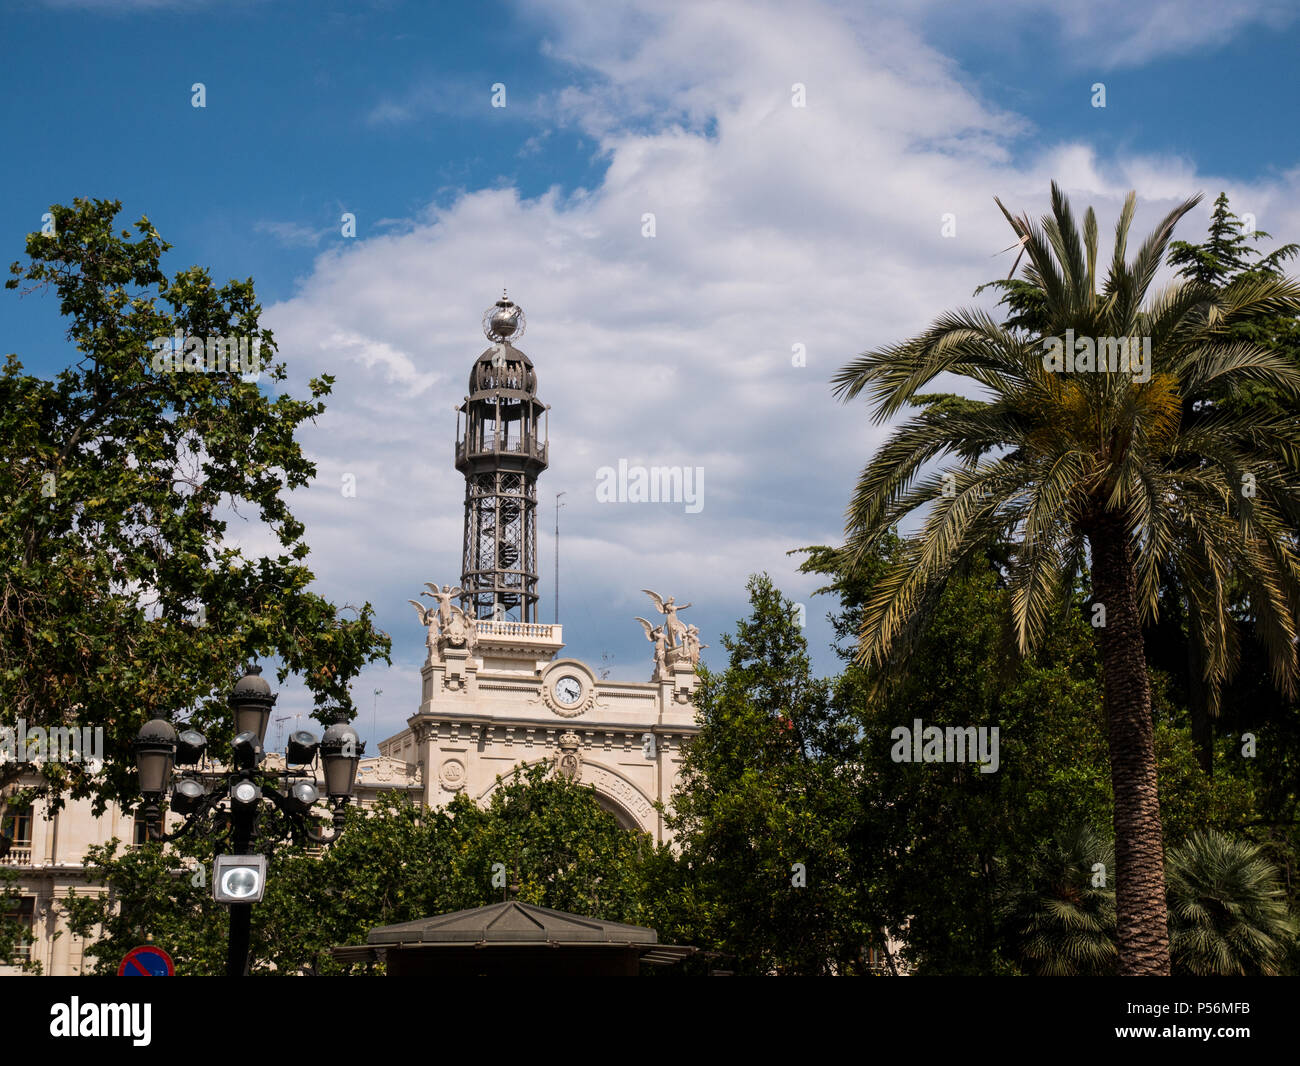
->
[378,617,701,840]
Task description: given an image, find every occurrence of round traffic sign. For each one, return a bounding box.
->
[118,945,175,976]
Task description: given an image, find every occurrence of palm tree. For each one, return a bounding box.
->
[1167,830,1297,975]
[832,182,1300,974]
[1000,824,1117,976]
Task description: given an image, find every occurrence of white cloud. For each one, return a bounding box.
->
[228,0,1300,720]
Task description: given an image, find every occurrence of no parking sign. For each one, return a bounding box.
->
[117,945,175,976]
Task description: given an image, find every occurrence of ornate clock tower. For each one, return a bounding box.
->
[379,296,703,843]
[455,294,548,622]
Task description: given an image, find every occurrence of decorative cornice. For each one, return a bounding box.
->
[410,718,696,744]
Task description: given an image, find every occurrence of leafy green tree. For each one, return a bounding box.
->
[802,542,1115,974]
[831,181,1300,974]
[799,541,1255,975]
[1167,192,1299,293]
[62,832,227,975]
[453,763,657,925]
[254,794,468,976]
[1158,196,1300,946]
[1147,193,1300,767]
[998,824,1117,976]
[1,198,390,810]
[1166,829,1297,976]
[659,574,870,975]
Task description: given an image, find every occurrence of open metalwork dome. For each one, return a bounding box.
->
[468,343,537,397]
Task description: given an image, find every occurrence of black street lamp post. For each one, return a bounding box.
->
[133,665,363,976]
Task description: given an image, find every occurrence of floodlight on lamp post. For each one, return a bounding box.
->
[287,780,319,814]
[231,731,265,771]
[171,778,206,815]
[286,730,319,766]
[131,665,360,976]
[213,855,267,903]
[176,729,207,766]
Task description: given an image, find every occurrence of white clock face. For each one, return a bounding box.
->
[554,676,583,705]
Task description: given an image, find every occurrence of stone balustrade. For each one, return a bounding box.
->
[473,620,558,640]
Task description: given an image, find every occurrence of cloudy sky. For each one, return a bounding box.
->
[3,0,1299,747]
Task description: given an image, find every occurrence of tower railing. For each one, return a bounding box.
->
[456,438,547,463]
[472,619,558,640]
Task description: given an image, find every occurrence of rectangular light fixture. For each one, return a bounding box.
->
[213,854,268,903]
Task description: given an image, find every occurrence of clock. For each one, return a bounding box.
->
[540,664,594,717]
[553,675,583,706]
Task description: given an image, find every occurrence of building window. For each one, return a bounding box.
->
[2,896,35,963]
[132,813,150,848]
[0,808,33,866]
[1,809,31,845]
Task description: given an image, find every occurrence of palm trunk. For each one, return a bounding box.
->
[1088,519,1170,975]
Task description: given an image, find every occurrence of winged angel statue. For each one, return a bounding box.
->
[410,582,477,654]
[637,589,707,679]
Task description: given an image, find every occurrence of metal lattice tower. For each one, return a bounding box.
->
[455,293,549,622]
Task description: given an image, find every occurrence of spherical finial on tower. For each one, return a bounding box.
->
[483,292,526,343]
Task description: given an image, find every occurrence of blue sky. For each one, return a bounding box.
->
[3,0,1299,745]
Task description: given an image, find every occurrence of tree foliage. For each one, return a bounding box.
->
[1167,829,1297,976]
[830,181,1300,975]
[0,198,390,810]
[654,574,873,974]
[799,541,1276,975]
[998,824,1117,977]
